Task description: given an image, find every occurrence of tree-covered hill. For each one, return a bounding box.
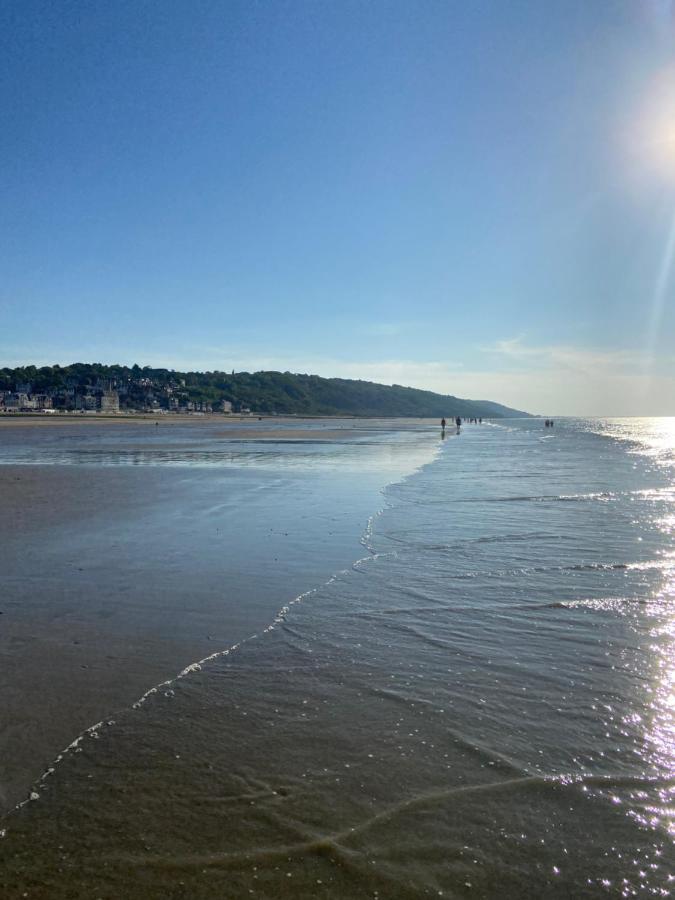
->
[0,364,529,418]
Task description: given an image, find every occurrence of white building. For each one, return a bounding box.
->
[99,390,120,413]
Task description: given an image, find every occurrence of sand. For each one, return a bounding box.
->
[0,424,440,813]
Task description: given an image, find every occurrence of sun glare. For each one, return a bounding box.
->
[633,68,675,182]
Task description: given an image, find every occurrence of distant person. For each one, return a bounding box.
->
[479,417,482,424]
[456,416,461,428]
[441,417,446,430]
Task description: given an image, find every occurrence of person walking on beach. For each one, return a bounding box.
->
[441,417,446,430]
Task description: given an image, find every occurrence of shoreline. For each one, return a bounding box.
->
[0,413,458,426]
[0,423,440,813]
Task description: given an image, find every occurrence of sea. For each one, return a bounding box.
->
[0,417,674,898]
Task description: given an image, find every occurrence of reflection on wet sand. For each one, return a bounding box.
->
[0,421,440,814]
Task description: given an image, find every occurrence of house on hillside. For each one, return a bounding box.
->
[4,392,36,410]
[75,392,98,411]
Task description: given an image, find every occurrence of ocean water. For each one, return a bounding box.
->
[1,418,674,898]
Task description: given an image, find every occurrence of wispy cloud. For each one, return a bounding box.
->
[474,336,675,414]
[483,336,649,375]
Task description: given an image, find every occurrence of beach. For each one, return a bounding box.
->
[0,418,674,897]
[0,418,439,814]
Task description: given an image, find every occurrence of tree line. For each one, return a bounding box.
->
[0,364,527,418]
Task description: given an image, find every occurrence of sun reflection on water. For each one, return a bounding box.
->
[596,418,675,468]
[589,420,675,846]
[642,558,675,839]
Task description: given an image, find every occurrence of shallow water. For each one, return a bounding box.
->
[1,418,674,897]
[0,420,437,814]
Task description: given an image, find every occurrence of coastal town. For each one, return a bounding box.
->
[0,374,244,416]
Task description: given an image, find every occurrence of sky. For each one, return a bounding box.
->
[2,0,675,415]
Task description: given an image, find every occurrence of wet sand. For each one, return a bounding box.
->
[0,421,440,814]
[0,414,391,425]
[0,414,222,427]
[211,428,365,440]
[0,464,364,812]
[0,415,438,443]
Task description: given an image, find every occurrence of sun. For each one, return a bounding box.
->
[633,67,675,183]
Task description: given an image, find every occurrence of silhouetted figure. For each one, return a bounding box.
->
[456,416,461,429]
[441,417,446,429]
[479,417,482,424]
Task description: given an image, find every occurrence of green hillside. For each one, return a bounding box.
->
[0,364,529,418]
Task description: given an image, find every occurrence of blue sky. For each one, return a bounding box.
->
[2,0,675,414]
